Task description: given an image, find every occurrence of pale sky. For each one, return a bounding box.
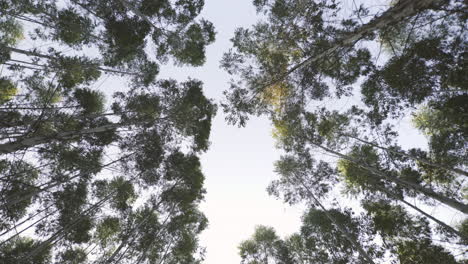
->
[157,1,305,263]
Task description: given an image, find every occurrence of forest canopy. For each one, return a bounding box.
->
[0,0,467,263]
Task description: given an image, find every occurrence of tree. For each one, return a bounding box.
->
[0,0,216,263]
[223,2,467,259]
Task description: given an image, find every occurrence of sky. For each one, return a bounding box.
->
[155,1,464,263]
[157,1,305,263]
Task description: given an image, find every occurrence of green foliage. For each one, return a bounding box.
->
[0,160,39,229]
[96,217,121,247]
[337,145,382,193]
[0,77,17,104]
[238,225,287,264]
[55,8,94,46]
[51,56,102,89]
[0,237,51,264]
[0,17,23,47]
[396,239,459,264]
[170,79,217,152]
[73,88,105,115]
[362,200,430,239]
[54,181,93,243]
[170,20,216,66]
[94,177,136,211]
[103,16,150,66]
[59,248,87,264]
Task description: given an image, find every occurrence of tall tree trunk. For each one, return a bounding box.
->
[0,209,57,247]
[293,175,376,264]
[375,185,466,239]
[133,202,180,264]
[0,205,52,237]
[311,141,468,214]
[261,0,445,90]
[3,154,134,209]
[6,47,138,76]
[103,186,180,264]
[23,190,116,260]
[342,133,468,177]
[0,123,121,154]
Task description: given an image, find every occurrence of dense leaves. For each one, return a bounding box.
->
[227,0,468,263]
[0,0,215,263]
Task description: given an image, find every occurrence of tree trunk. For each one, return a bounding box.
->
[3,153,134,209]
[375,185,467,239]
[0,123,121,154]
[23,190,115,260]
[342,133,468,177]
[103,192,179,264]
[0,205,52,237]
[6,47,138,76]
[294,176,376,264]
[311,141,468,214]
[0,209,56,247]
[262,0,445,89]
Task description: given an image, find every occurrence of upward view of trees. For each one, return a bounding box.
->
[1,0,467,263]
[222,0,467,263]
[0,0,215,263]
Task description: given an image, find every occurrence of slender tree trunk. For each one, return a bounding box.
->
[375,185,466,239]
[0,206,52,237]
[342,133,468,177]
[103,214,153,264]
[0,105,80,110]
[3,62,43,71]
[311,141,468,214]
[6,47,139,76]
[261,0,445,90]
[23,190,116,260]
[103,189,179,264]
[293,176,376,264]
[3,154,134,208]
[117,0,157,29]
[133,201,180,264]
[0,209,56,246]
[0,123,121,154]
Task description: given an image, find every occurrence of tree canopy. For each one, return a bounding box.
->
[225,0,468,263]
[1,0,467,263]
[0,0,215,263]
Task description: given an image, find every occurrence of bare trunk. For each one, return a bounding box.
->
[294,176,376,264]
[312,141,468,214]
[103,189,179,264]
[0,123,121,154]
[3,154,134,208]
[375,185,467,239]
[0,209,56,246]
[0,206,52,237]
[262,0,445,90]
[6,47,138,76]
[343,133,468,177]
[23,190,115,260]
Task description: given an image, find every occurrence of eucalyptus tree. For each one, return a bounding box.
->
[222,0,467,259]
[0,0,216,263]
[239,208,380,264]
[0,78,216,263]
[240,204,463,264]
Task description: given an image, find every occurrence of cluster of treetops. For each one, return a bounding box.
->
[0,0,466,263]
